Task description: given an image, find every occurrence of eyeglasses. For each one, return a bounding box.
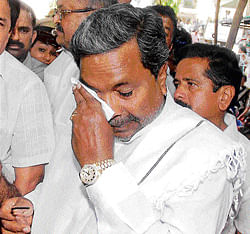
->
[54,7,96,20]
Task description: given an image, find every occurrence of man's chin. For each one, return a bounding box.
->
[6,49,25,61]
[113,128,135,142]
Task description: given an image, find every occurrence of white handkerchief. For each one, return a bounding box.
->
[71,78,114,121]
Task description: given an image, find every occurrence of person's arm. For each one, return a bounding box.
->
[11,76,54,195]
[85,162,232,233]
[14,165,44,195]
[0,164,21,205]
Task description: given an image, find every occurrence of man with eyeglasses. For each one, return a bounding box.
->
[27,0,119,233]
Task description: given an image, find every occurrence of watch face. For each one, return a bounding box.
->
[80,165,98,185]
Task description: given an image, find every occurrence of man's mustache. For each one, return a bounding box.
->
[7,39,24,49]
[174,99,192,109]
[56,24,64,33]
[109,114,140,128]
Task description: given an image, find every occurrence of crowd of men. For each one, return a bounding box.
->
[0,0,249,233]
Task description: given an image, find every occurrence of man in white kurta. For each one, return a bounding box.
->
[70,5,246,233]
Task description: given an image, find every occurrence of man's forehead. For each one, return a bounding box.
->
[0,0,10,19]
[17,9,33,27]
[79,39,153,88]
[176,57,209,77]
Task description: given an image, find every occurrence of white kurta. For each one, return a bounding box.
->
[0,51,54,183]
[86,94,246,233]
[30,51,98,234]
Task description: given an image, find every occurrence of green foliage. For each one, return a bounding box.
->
[154,0,181,14]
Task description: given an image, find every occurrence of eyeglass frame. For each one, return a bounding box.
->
[54,7,96,20]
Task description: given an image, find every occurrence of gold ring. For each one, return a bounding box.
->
[70,111,78,120]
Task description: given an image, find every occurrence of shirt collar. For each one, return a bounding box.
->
[224,113,239,140]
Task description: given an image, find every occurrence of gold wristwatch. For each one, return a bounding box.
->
[79,159,115,186]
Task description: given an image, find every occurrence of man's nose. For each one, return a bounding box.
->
[174,84,186,101]
[100,94,122,115]
[11,28,19,41]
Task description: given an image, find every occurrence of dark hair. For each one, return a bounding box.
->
[20,1,36,29]
[32,26,60,49]
[71,4,169,79]
[147,5,177,42]
[176,43,242,108]
[174,27,192,49]
[171,27,192,65]
[7,0,20,31]
[87,0,118,7]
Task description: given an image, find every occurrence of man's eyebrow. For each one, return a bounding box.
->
[113,82,129,89]
[79,78,100,92]
[18,26,31,31]
[182,77,200,83]
[0,17,7,22]
[79,80,129,92]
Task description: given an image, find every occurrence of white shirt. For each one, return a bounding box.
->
[86,94,246,234]
[30,51,98,234]
[223,113,250,234]
[23,52,48,82]
[0,51,54,183]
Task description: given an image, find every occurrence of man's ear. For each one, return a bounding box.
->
[157,62,168,95]
[218,85,235,111]
[31,30,37,44]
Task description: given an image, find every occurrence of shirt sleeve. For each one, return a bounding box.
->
[234,160,250,233]
[86,162,232,234]
[11,79,54,167]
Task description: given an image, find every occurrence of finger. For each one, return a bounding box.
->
[77,84,103,108]
[0,199,18,220]
[70,108,79,121]
[73,85,86,106]
[1,219,29,233]
[12,198,33,217]
[12,207,33,217]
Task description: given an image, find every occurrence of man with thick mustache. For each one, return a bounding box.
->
[70,4,246,233]
[6,1,47,80]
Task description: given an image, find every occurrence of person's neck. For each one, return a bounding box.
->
[19,52,29,63]
[209,114,227,131]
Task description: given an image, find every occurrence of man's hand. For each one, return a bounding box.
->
[71,85,114,167]
[0,197,33,233]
